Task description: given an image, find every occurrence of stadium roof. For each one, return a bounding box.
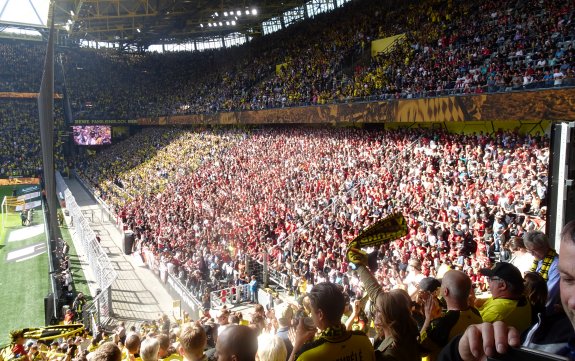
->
[51,0,311,46]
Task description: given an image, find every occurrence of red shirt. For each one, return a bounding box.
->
[12,344,27,357]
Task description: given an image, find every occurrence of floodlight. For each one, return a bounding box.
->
[224,12,228,16]
[226,21,230,25]
[251,9,257,15]
[137,28,141,33]
[200,24,204,27]
[245,10,249,15]
[215,12,219,16]
[218,22,222,26]
[236,10,241,16]
[208,23,212,27]
[231,20,236,25]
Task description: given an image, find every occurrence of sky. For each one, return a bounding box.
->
[0,0,49,26]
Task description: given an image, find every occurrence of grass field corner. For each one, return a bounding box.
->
[0,185,91,346]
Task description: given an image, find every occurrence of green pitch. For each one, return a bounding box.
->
[0,185,49,346]
[0,185,92,346]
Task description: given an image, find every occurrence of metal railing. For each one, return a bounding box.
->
[83,287,112,332]
[166,274,203,319]
[72,170,118,226]
[209,284,250,309]
[64,188,117,329]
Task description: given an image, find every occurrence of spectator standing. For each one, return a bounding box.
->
[140,338,159,361]
[420,271,483,361]
[123,333,141,361]
[73,293,86,322]
[178,324,207,361]
[91,343,122,361]
[290,282,375,361]
[249,276,259,304]
[275,303,294,360]
[439,220,575,360]
[476,263,532,333]
[523,230,560,313]
[256,334,287,361]
[507,237,534,275]
[156,334,181,361]
[351,249,420,361]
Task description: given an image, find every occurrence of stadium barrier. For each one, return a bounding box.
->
[44,199,61,324]
[137,85,575,125]
[138,246,204,320]
[70,170,118,227]
[166,274,203,321]
[64,188,117,331]
[83,288,112,332]
[209,284,250,309]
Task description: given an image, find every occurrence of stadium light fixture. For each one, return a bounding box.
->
[224,11,228,16]
[245,10,250,15]
[231,20,236,25]
[251,9,257,15]
[137,28,141,33]
[236,10,241,16]
[208,23,212,27]
[215,12,219,16]
[200,24,204,27]
[226,21,230,25]
[218,22,222,26]
[235,16,238,20]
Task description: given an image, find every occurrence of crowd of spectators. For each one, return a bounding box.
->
[75,126,549,304]
[352,0,575,99]
[0,39,46,93]
[58,0,575,119]
[0,39,68,178]
[75,127,246,212]
[4,225,566,361]
[0,100,66,178]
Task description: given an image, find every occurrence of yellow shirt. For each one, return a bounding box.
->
[479,297,532,333]
[161,353,183,361]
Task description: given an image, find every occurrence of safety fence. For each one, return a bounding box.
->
[209,284,251,309]
[64,188,117,331]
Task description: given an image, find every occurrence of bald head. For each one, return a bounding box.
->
[215,325,257,361]
[442,270,472,306]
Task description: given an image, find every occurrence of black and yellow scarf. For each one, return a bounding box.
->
[319,324,347,339]
[530,249,557,281]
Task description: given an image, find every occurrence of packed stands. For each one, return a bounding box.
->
[0,100,66,177]
[0,40,45,93]
[76,127,549,301]
[60,0,575,119]
[0,0,568,357]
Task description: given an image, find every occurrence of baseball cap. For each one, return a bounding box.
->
[419,277,441,292]
[480,262,523,286]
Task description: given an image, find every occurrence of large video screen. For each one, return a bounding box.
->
[72,125,112,146]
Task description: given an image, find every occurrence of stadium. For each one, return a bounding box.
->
[0,0,574,360]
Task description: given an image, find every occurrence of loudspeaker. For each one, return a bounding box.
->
[44,293,55,325]
[123,230,134,255]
